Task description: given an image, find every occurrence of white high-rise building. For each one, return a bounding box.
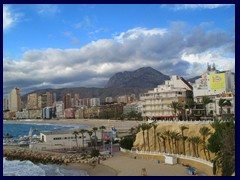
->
[9,87,21,112]
[90,98,100,107]
[140,75,193,121]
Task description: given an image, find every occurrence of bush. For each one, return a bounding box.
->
[91,148,100,157]
[119,136,134,150]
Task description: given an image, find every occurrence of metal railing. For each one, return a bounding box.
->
[120,148,213,167]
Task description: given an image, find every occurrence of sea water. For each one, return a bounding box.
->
[3,121,89,176]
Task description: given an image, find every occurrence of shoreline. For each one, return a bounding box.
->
[3,118,142,131]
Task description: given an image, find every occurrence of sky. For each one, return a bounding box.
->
[3,4,235,96]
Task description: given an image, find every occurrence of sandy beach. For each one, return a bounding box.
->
[68,151,191,176]
[4,119,193,176]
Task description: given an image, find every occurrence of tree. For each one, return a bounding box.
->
[79,129,87,151]
[202,96,213,116]
[87,130,93,147]
[152,123,158,151]
[192,136,202,158]
[187,137,192,156]
[99,126,106,150]
[72,131,79,148]
[156,132,161,152]
[92,127,98,148]
[145,124,152,151]
[185,98,195,120]
[141,124,147,151]
[119,136,134,150]
[171,101,179,119]
[218,99,232,118]
[163,130,172,153]
[199,126,212,160]
[208,120,235,176]
[179,125,189,155]
[160,134,167,153]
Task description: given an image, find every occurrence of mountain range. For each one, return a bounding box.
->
[21,67,198,103]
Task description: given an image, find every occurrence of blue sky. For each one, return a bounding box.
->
[3,4,235,96]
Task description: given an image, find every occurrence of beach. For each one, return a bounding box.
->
[3,119,195,176]
[67,151,190,176]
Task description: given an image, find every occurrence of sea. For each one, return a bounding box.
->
[3,121,89,176]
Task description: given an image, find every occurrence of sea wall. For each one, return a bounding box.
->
[3,146,100,165]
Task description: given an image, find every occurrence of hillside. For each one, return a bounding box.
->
[105,67,170,88]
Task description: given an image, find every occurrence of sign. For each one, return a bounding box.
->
[210,73,226,90]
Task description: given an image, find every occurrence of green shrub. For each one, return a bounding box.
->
[119,136,134,150]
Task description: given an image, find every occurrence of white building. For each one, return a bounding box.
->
[140,75,193,121]
[192,63,235,97]
[56,101,64,118]
[90,98,100,107]
[105,97,113,103]
[9,87,21,112]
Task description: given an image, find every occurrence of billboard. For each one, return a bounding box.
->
[210,73,226,90]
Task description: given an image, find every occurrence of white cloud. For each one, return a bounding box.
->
[74,16,94,29]
[172,4,233,11]
[37,4,60,15]
[114,27,167,43]
[3,5,16,31]
[3,25,235,95]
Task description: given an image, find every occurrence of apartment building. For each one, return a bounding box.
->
[9,87,21,112]
[140,75,193,121]
[27,93,38,110]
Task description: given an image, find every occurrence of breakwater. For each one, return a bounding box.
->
[3,146,100,165]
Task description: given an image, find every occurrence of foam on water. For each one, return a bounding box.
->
[3,158,88,176]
[3,158,45,176]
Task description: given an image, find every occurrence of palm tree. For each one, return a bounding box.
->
[188,136,197,157]
[170,131,180,154]
[186,137,192,156]
[218,98,232,118]
[171,101,179,119]
[174,133,181,154]
[92,127,98,148]
[141,124,147,151]
[145,124,152,151]
[185,98,195,120]
[152,123,158,151]
[163,130,172,153]
[99,126,106,150]
[87,130,93,148]
[160,134,167,153]
[202,96,213,116]
[192,136,202,158]
[156,132,162,152]
[79,129,87,151]
[179,125,189,155]
[72,131,79,148]
[199,126,212,160]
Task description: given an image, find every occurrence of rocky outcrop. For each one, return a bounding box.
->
[105,67,170,88]
[133,122,215,160]
[3,147,102,165]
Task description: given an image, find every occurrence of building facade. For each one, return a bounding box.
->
[9,87,21,112]
[27,93,38,110]
[192,63,235,97]
[140,75,193,121]
[90,98,100,107]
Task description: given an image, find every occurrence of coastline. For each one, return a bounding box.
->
[3,118,142,130]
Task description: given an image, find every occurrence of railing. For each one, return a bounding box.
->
[120,148,213,167]
[147,120,214,124]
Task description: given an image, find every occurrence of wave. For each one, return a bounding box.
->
[3,158,88,176]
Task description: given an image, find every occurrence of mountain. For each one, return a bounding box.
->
[105,67,170,88]
[21,87,150,104]
[21,67,170,104]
